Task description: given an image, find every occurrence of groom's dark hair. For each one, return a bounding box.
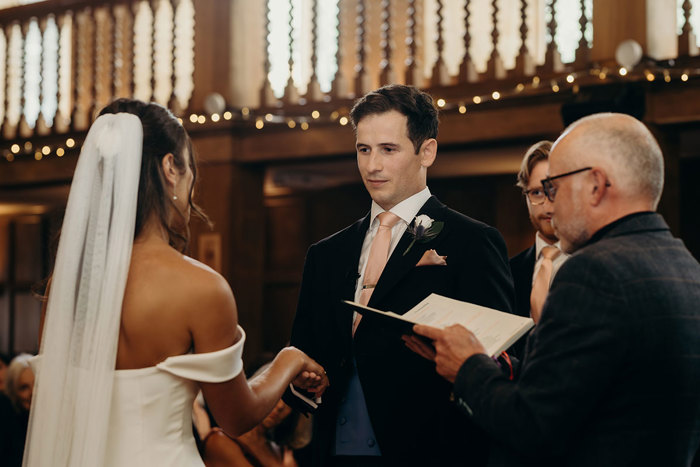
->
[350,84,439,154]
[99,98,210,253]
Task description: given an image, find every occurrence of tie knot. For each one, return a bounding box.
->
[541,245,561,261]
[377,211,401,229]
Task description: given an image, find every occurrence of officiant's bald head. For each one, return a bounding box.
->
[547,113,664,253]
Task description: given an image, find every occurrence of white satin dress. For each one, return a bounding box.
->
[103,327,245,467]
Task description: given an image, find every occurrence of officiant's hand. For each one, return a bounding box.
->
[403,324,487,383]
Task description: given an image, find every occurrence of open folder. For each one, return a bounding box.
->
[343,293,534,357]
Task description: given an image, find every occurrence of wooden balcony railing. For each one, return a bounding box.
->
[0,0,697,153]
[0,0,194,141]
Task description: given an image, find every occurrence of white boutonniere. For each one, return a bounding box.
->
[403,215,444,255]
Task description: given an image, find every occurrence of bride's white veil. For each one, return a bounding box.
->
[23,113,144,466]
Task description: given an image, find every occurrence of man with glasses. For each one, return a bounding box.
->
[405,112,700,466]
[511,141,569,326]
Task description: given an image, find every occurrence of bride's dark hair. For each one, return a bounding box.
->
[99,98,210,252]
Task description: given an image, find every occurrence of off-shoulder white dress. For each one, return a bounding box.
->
[103,327,246,467]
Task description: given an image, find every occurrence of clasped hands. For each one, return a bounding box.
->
[290,349,330,397]
[402,324,487,383]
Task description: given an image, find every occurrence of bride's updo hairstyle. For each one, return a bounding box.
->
[99,98,209,252]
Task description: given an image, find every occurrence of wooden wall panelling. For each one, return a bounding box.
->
[263,196,308,353]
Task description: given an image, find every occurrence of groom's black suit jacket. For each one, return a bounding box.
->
[289,196,515,467]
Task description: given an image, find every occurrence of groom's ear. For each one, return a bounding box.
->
[161,153,178,187]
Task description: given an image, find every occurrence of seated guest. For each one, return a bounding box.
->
[407,113,700,466]
[195,362,312,467]
[0,384,23,466]
[4,353,35,465]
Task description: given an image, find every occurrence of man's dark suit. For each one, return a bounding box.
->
[508,246,535,319]
[452,212,700,466]
[289,196,514,466]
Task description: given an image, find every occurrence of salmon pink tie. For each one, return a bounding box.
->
[530,245,561,324]
[353,211,402,335]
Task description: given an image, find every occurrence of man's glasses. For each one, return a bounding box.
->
[523,187,547,206]
[541,167,592,202]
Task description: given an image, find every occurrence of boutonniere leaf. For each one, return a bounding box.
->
[403,214,444,255]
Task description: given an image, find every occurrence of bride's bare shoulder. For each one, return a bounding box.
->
[129,244,235,310]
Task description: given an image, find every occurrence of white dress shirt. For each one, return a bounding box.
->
[354,187,432,307]
[532,233,569,288]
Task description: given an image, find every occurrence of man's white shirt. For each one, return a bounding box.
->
[532,233,569,287]
[354,187,432,306]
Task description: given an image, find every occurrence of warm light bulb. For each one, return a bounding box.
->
[10,144,19,154]
[436,98,446,108]
[491,91,500,100]
[311,110,320,119]
[42,145,50,155]
[224,111,233,120]
[189,114,198,123]
[339,116,348,126]
[197,115,206,124]
[56,148,65,157]
[211,113,220,122]
[255,119,264,129]
[287,120,296,128]
[619,67,628,76]
[66,138,75,148]
[566,74,575,83]
[34,151,42,161]
[472,96,482,104]
[458,105,467,114]
[265,113,273,122]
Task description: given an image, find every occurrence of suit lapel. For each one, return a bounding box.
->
[336,214,371,339]
[367,196,448,310]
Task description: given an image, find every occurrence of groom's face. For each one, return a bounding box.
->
[356,110,427,211]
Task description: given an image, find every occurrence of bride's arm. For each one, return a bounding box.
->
[189,271,327,437]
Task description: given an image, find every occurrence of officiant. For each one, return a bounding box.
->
[407,112,700,467]
[285,84,515,467]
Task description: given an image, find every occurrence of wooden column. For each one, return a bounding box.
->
[191,0,232,112]
[591,0,646,65]
[228,162,266,366]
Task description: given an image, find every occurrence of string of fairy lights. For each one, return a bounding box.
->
[1,62,698,164]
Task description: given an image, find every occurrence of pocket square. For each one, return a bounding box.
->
[416,249,447,267]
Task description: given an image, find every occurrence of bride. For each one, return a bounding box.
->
[22,99,328,467]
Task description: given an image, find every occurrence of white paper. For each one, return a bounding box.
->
[345,293,534,357]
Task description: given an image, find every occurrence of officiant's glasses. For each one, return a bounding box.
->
[541,167,592,202]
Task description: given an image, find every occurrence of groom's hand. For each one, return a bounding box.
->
[293,370,329,396]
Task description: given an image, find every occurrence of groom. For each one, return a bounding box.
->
[288,84,515,467]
